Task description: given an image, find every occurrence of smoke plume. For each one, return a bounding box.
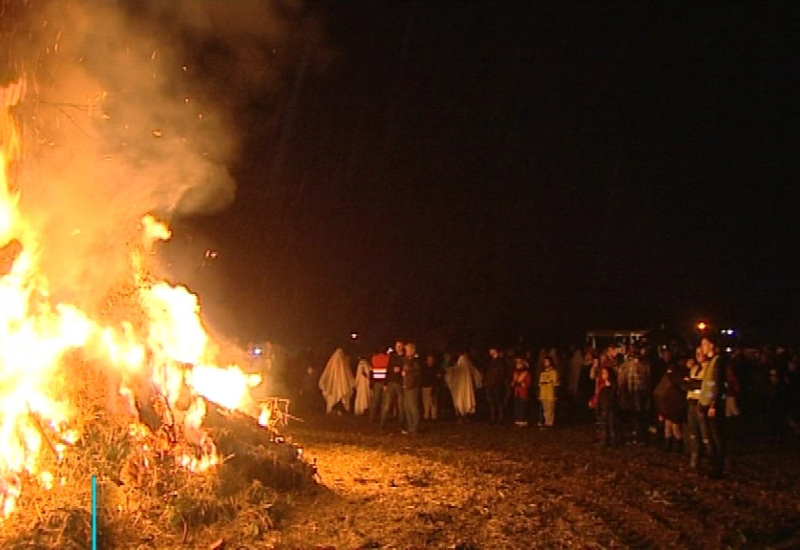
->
[1,0,320,312]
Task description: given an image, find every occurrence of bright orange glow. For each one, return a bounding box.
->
[189,364,261,411]
[258,403,272,427]
[0,78,263,519]
[697,322,707,331]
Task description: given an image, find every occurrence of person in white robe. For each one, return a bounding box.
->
[318,348,354,413]
[445,352,483,417]
[354,357,372,415]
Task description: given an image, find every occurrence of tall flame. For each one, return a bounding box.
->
[0,78,259,519]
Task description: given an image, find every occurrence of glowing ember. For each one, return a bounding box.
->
[258,404,272,427]
[39,472,54,491]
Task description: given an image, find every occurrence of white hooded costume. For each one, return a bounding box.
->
[354,359,372,415]
[446,353,483,416]
[318,348,354,413]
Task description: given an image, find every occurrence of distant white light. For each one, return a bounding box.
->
[253,347,262,356]
[350,332,359,340]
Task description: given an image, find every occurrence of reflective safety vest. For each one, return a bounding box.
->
[686,363,706,401]
[371,353,389,381]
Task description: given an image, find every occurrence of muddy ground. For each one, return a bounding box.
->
[257,408,800,549]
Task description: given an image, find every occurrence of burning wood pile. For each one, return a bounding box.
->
[0,78,316,548]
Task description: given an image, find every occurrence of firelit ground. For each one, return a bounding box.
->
[265,412,800,549]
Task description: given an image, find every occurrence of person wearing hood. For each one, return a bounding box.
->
[318,348,354,414]
[445,351,483,421]
[354,356,372,416]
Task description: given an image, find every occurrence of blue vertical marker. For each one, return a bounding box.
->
[91,475,97,550]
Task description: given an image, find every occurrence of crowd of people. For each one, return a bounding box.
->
[295,334,800,479]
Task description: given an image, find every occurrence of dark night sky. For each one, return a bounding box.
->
[166,2,800,349]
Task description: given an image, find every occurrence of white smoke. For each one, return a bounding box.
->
[1,0,320,311]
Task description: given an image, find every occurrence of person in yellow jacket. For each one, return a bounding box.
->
[698,336,727,478]
[539,357,560,427]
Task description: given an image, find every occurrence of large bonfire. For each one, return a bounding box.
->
[0,4,312,545]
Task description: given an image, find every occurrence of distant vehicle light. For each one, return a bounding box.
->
[697,322,707,331]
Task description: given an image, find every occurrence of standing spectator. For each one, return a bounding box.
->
[534,348,548,387]
[445,351,483,421]
[299,365,320,414]
[582,346,599,403]
[593,345,618,393]
[654,355,687,453]
[619,351,649,444]
[698,336,727,479]
[503,348,515,422]
[437,352,457,420]
[512,357,532,427]
[725,360,741,454]
[401,342,422,434]
[421,353,440,421]
[485,348,508,424]
[369,349,389,424]
[318,348,354,414]
[538,356,560,427]
[548,347,564,387]
[381,341,405,430]
[683,351,709,470]
[591,346,618,438]
[765,368,791,440]
[568,348,584,400]
[354,356,372,416]
[785,360,800,439]
[752,350,774,430]
[595,366,618,447]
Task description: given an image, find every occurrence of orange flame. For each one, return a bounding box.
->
[0,78,263,519]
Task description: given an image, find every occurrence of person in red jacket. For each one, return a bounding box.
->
[512,357,532,427]
[369,349,390,424]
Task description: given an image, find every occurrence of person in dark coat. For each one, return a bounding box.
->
[654,356,688,452]
[421,353,441,421]
[381,341,406,430]
[485,348,508,424]
[595,366,619,447]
